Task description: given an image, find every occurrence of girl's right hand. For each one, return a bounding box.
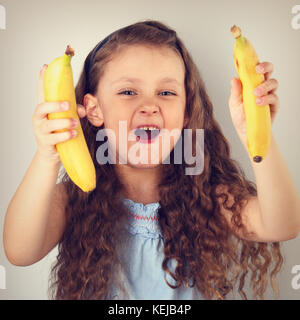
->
[32,64,82,165]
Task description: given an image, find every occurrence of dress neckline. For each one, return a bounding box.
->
[122,197,160,207]
[121,197,162,237]
[121,198,160,218]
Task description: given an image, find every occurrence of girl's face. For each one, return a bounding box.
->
[93,44,187,168]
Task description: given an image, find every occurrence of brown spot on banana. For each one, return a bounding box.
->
[253,156,263,163]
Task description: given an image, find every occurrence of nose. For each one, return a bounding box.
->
[138,103,160,116]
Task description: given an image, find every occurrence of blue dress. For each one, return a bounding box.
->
[109,198,204,300]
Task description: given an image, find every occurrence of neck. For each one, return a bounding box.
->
[116,164,162,205]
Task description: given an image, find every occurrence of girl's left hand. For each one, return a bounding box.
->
[228,61,280,147]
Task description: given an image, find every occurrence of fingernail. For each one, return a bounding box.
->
[256,65,264,73]
[253,87,261,96]
[61,102,69,110]
[256,97,263,104]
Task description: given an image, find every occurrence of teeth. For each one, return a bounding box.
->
[138,126,159,130]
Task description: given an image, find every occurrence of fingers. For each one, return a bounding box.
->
[256,61,273,80]
[253,78,279,97]
[255,92,279,107]
[38,64,48,104]
[40,129,78,148]
[254,63,280,113]
[33,115,78,150]
[33,101,70,121]
[256,62,273,74]
[231,78,242,91]
[229,78,243,107]
[40,117,78,135]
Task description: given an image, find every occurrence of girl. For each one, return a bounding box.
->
[4,20,300,300]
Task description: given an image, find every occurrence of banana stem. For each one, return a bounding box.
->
[65,45,75,56]
[231,25,241,39]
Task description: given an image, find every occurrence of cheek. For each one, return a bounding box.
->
[164,112,185,131]
[103,115,131,149]
[164,114,185,147]
[102,106,129,129]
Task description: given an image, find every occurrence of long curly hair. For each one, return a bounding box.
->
[48,19,283,300]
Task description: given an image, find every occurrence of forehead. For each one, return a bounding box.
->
[103,44,185,81]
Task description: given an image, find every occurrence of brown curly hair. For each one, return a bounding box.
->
[48,19,283,300]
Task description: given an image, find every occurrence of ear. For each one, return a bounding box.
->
[83,93,104,127]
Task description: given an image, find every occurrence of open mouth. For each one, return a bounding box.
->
[134,126,161,144]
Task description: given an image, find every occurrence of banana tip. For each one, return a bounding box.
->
[231,25,241,39]
[253,156,263,163]
[65,45,75,57]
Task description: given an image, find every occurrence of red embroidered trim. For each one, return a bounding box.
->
[128,211,159,222]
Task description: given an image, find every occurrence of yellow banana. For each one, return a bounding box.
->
[44,45,96,192]
[231,25,271,163]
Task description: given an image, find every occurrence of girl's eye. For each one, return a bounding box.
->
[119,90,176,96]
[119,90,136,96]
[160,91,176,96]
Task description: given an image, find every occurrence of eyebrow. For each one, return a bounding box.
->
[111,77,182,86]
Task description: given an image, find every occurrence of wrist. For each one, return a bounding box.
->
[35,150,61,169]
